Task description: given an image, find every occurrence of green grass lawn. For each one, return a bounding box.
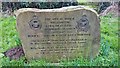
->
[0,14,119,67]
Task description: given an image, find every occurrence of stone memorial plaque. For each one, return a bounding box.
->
[16,6,100,62]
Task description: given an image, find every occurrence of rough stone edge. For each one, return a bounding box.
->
[14,5,99,17]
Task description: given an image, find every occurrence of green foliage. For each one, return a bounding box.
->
[0,14,119,66]
[2,2,78,12]
[0,17,21,52]
[100,14,118,51]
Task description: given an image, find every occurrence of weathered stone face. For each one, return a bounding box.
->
[16,6,100,62]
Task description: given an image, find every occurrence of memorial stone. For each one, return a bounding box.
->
[16,6,100,62]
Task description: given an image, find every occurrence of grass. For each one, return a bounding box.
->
[0,14,119,67]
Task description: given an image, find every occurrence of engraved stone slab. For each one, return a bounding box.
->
[16,6,100,62]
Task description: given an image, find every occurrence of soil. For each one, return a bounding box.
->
[4,46,24,60]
